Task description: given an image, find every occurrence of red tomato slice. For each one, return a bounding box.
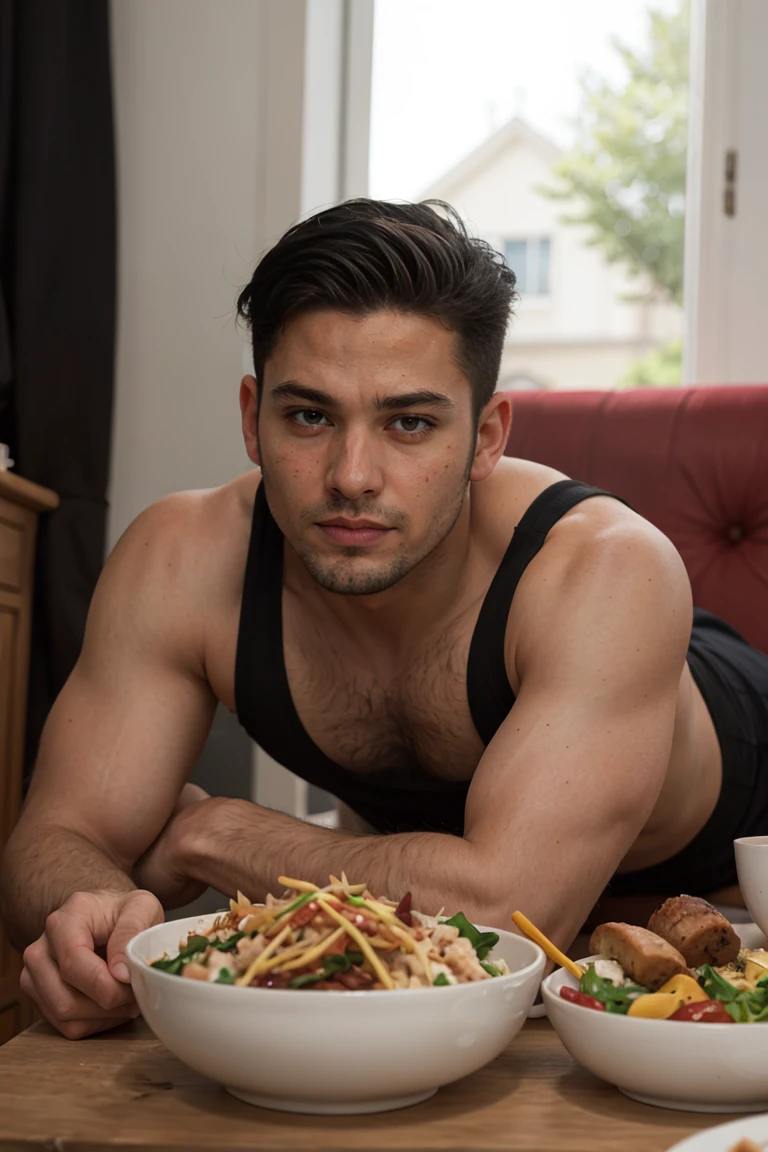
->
[560,986,606,1011]
[668,999,734,1023]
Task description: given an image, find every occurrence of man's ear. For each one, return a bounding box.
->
[240,374,261,466]
[469,391,512,482]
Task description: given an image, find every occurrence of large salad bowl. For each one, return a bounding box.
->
[127,913,545,1114]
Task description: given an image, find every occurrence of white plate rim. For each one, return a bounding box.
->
[665,1111,768,1151]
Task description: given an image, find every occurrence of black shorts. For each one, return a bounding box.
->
[609,608,768,897]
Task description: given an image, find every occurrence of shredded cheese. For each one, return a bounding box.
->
[277,876,319,893]
[316,896,395,989]
[276,927,346,973]
[235,923,294,987]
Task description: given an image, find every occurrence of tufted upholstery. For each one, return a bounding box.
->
[504,386,768,656]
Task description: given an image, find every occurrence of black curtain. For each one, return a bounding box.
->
[0,0,116,780]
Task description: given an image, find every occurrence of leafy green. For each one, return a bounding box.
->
[580,965,649,1014]
[481,961,500,978]
[288,950,365,990]
[288,971,327,989]
[278,890,318,919]
[440,912,499,961]
[695,965,739,1003]
[696,965,768,1023]
[150,954,184,975]
[150,932,211,975]
[181,934,211,957]
[214,968,235,984]
[433,973,450,986]
[207,932,244,952]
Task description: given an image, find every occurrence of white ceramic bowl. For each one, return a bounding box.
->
[735,835,768,937]
[127,913,545,1115]
[542,956,768,1113]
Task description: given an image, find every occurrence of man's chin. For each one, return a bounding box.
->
[299,552,412,596]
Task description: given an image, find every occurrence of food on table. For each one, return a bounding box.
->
[148,875,510,990]
[647,894,740,967]
[511,909,584,979]
[588,922,688,990]
[542,897,768,1023]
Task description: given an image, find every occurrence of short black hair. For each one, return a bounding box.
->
[236,198,517,416]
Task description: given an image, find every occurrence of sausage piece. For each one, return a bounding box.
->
[589,922,688,990]
[647,894,740,967]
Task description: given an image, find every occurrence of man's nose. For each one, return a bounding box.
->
[326,427,384,500]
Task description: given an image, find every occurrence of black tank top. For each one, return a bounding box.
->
[235,477,624,834]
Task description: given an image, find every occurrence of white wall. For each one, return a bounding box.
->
[685,0,768,384]
[108,0,265,549]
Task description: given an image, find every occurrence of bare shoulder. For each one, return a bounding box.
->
[87,470,261,673]
[473,460,693,686]
[510,487,693,684]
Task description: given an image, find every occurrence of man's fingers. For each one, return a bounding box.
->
[22,936,138,1025]
[56,1015,140,1041]
[106,889,163,983]
[44,906,131,1011]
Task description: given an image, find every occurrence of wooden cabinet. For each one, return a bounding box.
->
[0,470,58,1043]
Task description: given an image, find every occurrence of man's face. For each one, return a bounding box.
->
[246,310,481,597]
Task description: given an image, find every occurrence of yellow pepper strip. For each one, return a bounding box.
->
[277,876,320,893]
[315,896,395,989]
[627,992,685,1019]
[240,937,317,977]
[656,973,708,1004]
[358,899,400,924]
[276,927,347,973]
[235,923,294,987]
[511,911,585,980]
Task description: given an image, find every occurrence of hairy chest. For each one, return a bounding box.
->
[283,619,487,781]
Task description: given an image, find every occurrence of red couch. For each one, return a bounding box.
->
[504,386,768,656]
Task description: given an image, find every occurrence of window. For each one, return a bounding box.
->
[369,0,689,392]
[504,237,551,296]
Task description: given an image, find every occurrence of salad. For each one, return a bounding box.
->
[552,895,768,1023]
[562,950,768,1022]
[149,874,510,990]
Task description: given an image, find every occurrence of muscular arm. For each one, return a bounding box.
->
[0,495,218,948]
[168,514,693,947]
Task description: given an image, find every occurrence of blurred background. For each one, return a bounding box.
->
[1,0,766,915]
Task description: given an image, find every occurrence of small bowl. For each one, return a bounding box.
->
[127,913,545,1115]
[735,836,768,937]
[542,956,768,1113]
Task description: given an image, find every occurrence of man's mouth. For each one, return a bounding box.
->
[316,518,392,546]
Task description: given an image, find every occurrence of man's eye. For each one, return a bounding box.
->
[293,409,329,427]
[391,416,432,434]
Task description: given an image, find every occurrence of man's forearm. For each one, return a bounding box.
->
[1,823,134,950]
[178,798,500,925]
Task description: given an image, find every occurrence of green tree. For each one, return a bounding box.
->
[618,338,683,388]
[544,1,689,306]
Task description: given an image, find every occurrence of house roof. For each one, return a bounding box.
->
[418,115,561,201]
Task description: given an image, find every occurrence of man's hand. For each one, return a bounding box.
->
[131,783,210,908]
[20,889,163,1040]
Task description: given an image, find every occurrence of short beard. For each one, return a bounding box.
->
[260,433,475,597]
[296,547,417,596]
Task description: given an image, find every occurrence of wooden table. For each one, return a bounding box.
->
[0,1018,749,1151]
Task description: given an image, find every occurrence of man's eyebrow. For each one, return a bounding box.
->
[270,382,337,407]
[375,391,454,411]
[269,383,455,412]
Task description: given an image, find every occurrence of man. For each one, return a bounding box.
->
[3,200,767,1040]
